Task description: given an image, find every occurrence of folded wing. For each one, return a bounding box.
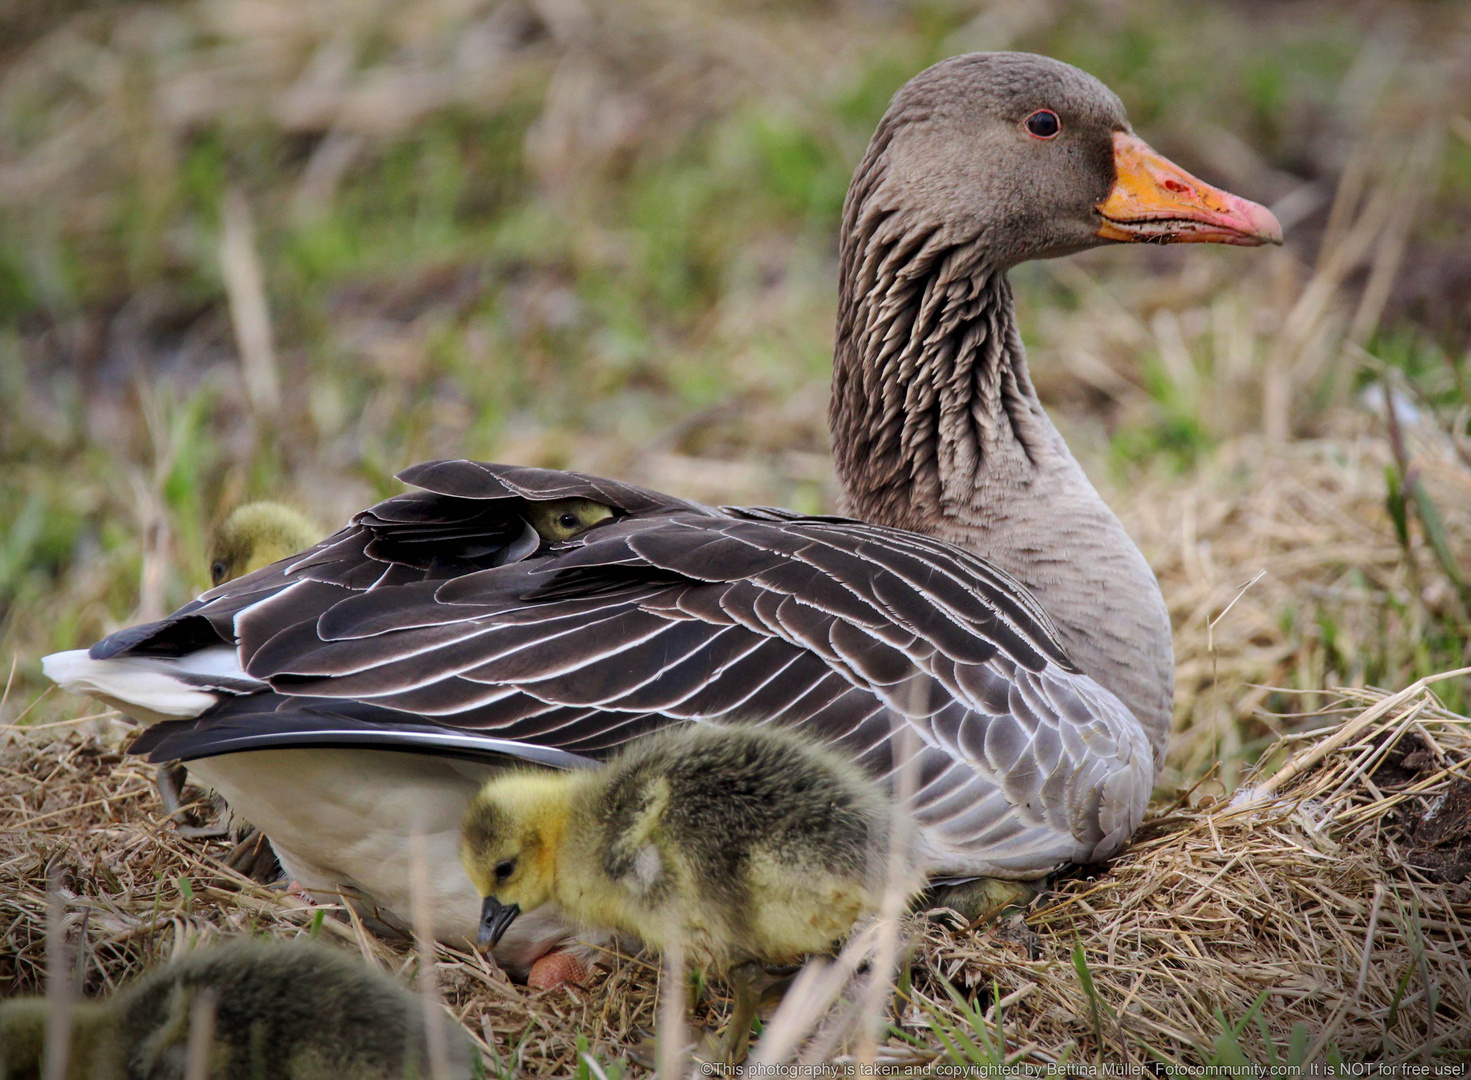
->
[72,460,1153,870]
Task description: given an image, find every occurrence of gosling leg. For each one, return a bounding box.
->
[527,948,590,990]
[716,961,768,1065]
[222,828,284,883]
[155,761,190,820]
[155,762,234,840]
[925,877,1042,926]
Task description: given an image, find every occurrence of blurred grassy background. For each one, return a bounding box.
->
[3,0,1471,792]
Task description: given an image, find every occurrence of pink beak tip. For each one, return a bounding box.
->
[1233,196,1285,246]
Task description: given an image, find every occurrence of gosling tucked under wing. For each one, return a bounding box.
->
[155,500,325,840]
[43,52,1282,950]
[208,502,323,588]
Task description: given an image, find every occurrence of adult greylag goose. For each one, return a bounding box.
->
[43,53,1280,968]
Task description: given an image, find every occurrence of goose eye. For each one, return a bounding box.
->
[1024,109,1060,139]
[494,859,515,882]
[211,561,228,585]
[558,513,578,530]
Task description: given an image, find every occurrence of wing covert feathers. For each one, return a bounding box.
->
[56,459,1152,871]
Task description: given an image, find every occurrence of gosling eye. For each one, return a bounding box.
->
[210,561,228,585]
[527,497,615,542]
[494,859,516,882]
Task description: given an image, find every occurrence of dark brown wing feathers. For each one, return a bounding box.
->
[93,459,1148,863]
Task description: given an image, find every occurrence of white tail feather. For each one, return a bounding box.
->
[41,647,256,724]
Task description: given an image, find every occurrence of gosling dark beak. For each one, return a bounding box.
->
[477,896,521,949]
[1096,132,1282,247]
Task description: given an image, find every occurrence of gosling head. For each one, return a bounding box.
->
[524,497,615,544]
[460,772,570,949]
[207,501,320,586]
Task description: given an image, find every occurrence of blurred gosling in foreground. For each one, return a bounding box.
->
[461,723,914,1060]
[207,501,321,587]
[0,939,476,1080]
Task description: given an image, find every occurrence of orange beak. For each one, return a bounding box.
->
[1096,132,1282,247]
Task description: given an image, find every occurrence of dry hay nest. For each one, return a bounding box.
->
[903,676,1471,1068]
[2,678,1469,1071]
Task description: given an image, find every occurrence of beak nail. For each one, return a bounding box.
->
[477,896,521,949]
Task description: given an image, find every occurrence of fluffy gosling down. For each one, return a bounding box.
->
[0,939,476,1080]
[206,501,322,587]
[461,723,916,1058]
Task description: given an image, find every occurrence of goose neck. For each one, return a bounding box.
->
[828,215,1175,761]
[829,239,1064,531]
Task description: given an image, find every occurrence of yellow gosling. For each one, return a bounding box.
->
[206,501,321,587]
[0,939,476,1080]
[524,497,615,543]
[461,723,912,1061]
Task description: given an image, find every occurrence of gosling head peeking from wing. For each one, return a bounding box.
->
[524,497,616,543]
[207,501,322,587]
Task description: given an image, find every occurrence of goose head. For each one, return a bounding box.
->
[849,52,1280,271]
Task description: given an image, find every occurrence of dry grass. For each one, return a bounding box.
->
[4,0,1471,1072]
[904,677,1471,1067]
[0,713,670,1074]
[1135,415,1471,793]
